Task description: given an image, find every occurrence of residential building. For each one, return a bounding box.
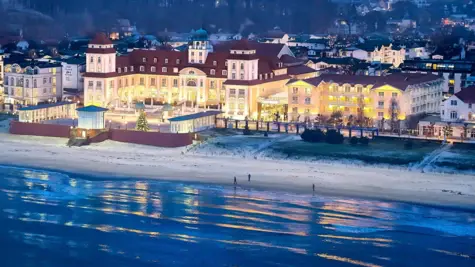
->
[62,57,86,92]
[83,31,315,120]
[3,60,62,110]
[401,59,475,95]
[259,28,289,44]
[440,87,475,122]
[351,43,405,67]
[286,73,444,124]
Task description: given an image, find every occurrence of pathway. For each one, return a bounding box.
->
[411,143,452,173]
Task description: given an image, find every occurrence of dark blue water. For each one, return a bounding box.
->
[0,166,474,267]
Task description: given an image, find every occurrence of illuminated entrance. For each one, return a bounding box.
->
[257,92,288,121]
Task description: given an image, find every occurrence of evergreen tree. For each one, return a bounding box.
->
[136,111,150,132]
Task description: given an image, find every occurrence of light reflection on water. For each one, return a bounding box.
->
[0,166,475,267]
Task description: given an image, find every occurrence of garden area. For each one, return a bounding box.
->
[265,129,442,166]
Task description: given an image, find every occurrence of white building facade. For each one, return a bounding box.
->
[3,61,62,108]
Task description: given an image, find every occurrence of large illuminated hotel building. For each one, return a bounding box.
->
[84,31,445,122]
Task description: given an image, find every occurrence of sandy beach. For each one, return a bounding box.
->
[0,131,474,210]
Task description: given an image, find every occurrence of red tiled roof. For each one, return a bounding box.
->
[318,73,442,91]
[223,75,290,86]
[455,86,475,103]
[90,33,113,45]
[287,65,316,76]
[86,47,116,54]
[231,39,254,50]
[83,72,118,78]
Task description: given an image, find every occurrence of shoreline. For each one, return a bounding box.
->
[2,162,475,213]
[0,134,474,211]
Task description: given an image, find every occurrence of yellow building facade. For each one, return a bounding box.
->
[84,32,443,124]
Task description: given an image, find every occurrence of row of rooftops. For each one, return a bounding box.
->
[290,73,444,91]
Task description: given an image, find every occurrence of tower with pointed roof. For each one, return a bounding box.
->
[188,28,213,64]
[84,33,117,107]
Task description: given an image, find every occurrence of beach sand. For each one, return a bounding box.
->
[0,132,474,210]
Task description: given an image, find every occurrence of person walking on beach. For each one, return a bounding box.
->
[234,176,237,185]
[312,184,315,192]
[248,174,251,182]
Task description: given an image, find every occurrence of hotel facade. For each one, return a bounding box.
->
[84,32,444,124]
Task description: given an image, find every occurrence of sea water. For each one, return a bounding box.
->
[0,165,474,267]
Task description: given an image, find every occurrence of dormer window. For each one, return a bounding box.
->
[176,59,180,64]
[140,66,145,72]
[259,74,262,80]
[270,73,274,78]
[162,67,167,72]
[240,63,244,70]
[142,57,146,63]
[130,66,134,72]
[173,67,178,73]
[118,68,121,73]
[151,66,156,72]
[222,70,227,75]
[213,61,217,66]
[124,67,128,72]
[264,73,268,79]
[165,58,169,64]
[210,69,215,75]
[154,58,158,63]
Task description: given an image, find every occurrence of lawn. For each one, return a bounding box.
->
[267,138,441,166]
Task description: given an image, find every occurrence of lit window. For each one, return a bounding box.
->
[210,69,216,75]
[162,67,167,72]
[305,97,311,104]
[151,66,156,72]
[378,101,384,108]
[222,70,227,75]
[165,58,169,64]
[378,92,384,97]
[140,66,145,72]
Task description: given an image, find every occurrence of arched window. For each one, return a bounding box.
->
[210,69,215,75]
[151,66,156,72]
[189,70,195,75]
[187,80,197,86]
[140,66,145,72]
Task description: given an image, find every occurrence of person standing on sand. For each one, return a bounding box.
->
[313,184,315,192]
[248,174,251,182]
[234,176,237,185]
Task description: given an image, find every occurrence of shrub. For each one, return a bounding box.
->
[349,136,358,145]
[301,129,325,143]
[325,129,344,144]
[359,136,370,145]
[404,140,413,150]
[243,125,252,135]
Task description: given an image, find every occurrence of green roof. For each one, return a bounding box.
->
[76,105,108,112]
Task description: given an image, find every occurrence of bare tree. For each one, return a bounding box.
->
[356,94,365,127]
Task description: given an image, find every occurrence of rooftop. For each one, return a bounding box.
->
[76,105,109,112]
[18,102,74,111]
[168,110,223,122]
[90,33,113,45]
